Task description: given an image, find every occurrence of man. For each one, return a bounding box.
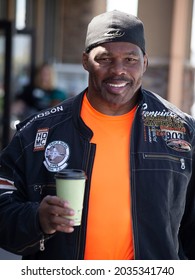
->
[0,10,195,260]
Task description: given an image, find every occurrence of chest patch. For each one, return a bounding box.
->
[166,139,192,152]
[43,141,70,172]
[34,128,49,151]
[142,104,188,149]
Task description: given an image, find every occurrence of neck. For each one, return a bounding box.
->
[86,90,140,116]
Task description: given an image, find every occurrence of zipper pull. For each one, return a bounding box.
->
[180,158,185,170]
[34,185,43,195]
[40,237,45,251]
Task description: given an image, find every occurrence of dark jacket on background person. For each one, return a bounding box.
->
[0,88,195,260]
[15,84,67,111]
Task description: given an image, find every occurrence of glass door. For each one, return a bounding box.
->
[0,20,12,149]
[0,20,35,149]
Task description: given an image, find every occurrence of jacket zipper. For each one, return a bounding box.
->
[17,234,51,253]
[130,104,140,260]
[40,236,45,251]
[75,142,94,259]
[143,153,186,170]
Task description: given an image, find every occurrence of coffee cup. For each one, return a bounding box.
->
[55,169,87,226]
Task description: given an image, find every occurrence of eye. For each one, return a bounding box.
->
[100,57,111,61]
[126,57,138,63]
[96,57,112,64]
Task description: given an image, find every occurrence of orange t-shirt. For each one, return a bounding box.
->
[81,94,136,260]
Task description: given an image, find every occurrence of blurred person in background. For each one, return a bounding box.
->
[11,63,67,120]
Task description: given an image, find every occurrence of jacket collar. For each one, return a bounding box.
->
[71,87,145,140]
[72,88,94,140]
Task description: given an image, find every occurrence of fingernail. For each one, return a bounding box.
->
[69,210,75,215]
[69,220,75,226]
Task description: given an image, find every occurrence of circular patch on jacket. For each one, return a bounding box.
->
[166,139,191,152]
[44,141,70,172]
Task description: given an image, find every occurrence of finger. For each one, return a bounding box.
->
[50,215,75,233]
[56,224,74,233]
[50,213,75,225]
[45,195,66,207]
[48,204,75,217]
[45,195,73,211]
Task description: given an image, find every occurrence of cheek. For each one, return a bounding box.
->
[90,73,102,89]
[89,67,105,83]
[131,66,145,79]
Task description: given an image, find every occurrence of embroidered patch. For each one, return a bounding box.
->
[44,141,70,172]
[34,128,49,151]
[166,139,192,152]
[142,106,187,144]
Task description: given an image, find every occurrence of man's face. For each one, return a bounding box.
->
[83,42,148,115]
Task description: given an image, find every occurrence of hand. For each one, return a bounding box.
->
[38,195,75,234]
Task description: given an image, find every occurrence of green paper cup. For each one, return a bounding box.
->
[55,169,87,226]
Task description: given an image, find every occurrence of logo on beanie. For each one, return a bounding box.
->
[104,29,125,39]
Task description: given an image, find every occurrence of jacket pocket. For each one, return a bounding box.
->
[143,153,186,170]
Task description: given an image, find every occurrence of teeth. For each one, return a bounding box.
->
[108,83,127,88]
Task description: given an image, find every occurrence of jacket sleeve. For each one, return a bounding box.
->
[179,134,195,259]
[0,132,44,255]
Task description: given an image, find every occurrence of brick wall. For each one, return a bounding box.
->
[182,66,195,115]
[62,0,106,64]
[142,64,169,100]
[142,63,195,115]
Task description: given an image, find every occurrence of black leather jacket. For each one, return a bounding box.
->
[0,88,195,260]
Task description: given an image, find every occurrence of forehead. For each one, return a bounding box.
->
[89,42,142,56]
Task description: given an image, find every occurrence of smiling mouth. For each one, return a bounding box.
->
[107,82,128,88]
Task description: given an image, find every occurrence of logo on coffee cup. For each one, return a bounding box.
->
[44,141,70,172]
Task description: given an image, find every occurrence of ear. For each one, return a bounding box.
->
[143,53,148,73]
[82,52,89,71]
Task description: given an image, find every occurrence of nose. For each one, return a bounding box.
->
[110,60,127,76]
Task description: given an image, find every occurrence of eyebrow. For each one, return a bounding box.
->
[98,50,140,56]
